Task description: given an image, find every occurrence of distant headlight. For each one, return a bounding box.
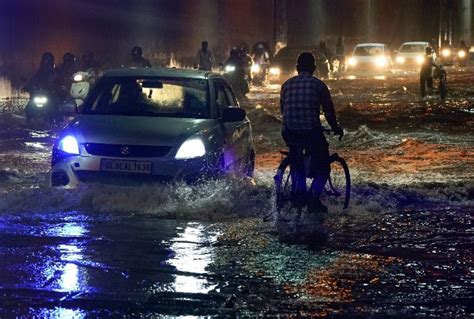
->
[73,74,83,82]
[458,50,466,58]
[269,67,280,76]
[442,48,451,57]
[251,64,260,73]
[416,55,425,64]
[58,135,80,155]
[375,56,387,67]
[348,57,357,66]
[396,56,405,64]
[33,96,48,106]
[175,138,206,159]
[225,65,236,73]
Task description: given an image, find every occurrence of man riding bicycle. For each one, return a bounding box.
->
[280,52,344,212]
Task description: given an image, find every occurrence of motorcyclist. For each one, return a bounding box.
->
[56,52,77,98]
[194,41,215,71]
[280,52,343,212]
[25,52,59,93]
[238,44,253,83]
[252,43,271,65]
[335,37,346,71]
[420,46,435,98]
[223,48,248,96]
[127,46,152,68]
[81,51,102,75]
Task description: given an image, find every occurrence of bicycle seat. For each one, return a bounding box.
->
[280,150,290,156]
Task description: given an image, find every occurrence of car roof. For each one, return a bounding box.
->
[355,43,386,47]
[400,42,429,46]
[103,67,217,79]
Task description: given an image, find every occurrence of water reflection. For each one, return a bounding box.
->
[168,223,218,293]
[36,307,86,319]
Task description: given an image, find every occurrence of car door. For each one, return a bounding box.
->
[213,79,240,170]
[223,82,252,166]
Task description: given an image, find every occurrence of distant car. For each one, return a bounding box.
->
[394,42,432,70]
[268,46,329,82]
[347,43,392,74]
[50,68,255,188]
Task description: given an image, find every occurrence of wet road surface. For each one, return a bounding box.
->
[0,68,473,317]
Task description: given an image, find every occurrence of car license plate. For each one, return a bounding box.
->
[100,159,153,174]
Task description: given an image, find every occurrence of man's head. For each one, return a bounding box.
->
[131,46,143,59]
[40,52,54,70]
[201,41,208,51]
[296,52,316,74]
[63,52,75,66]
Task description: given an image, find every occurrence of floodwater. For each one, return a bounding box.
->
[0,68,472,317]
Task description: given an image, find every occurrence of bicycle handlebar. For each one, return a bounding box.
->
[323,128,344,141]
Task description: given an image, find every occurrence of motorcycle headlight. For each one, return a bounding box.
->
[458,50,466,58]
[348,57,357,66]
[375,56,387,67]
[251,64,260,73]
[73,74,83,82]
[442,49,451,57]
[175,138,206,159]
[416,55,425,64]
[58,135,80,155]
[225,65,236,73]
[269,67,280,76]
[33,96,48,106]
[396,56,405,64]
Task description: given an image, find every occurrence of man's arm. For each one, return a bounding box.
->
[320,83,338,129]
[280,83,286,115]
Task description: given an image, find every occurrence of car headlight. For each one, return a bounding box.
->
[416,55,425,64]
[225,65,236,73]
[458,50,466,58]
[73,74,83,82]
[442,48,451,57]
[396,56,405,64]
[175,138,206,159]
[33,96,48,107]
[348,57,357,66]
[269,67,280,76]
[251,64,260,73]
[58,135,80,155]
[375,56,387,67]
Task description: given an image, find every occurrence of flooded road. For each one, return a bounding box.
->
[0,68,473,317]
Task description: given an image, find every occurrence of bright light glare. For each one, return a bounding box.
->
[251,64,260,73]
[442,49,451,57]
[175,138,206,159]
[33,96,47,106]
[269,67,280,75]
[73,74,83,82]
[375,56,387,67]
[458,50,466,58]
[416,55,425,64]
[225,65,235,73]
[396,56,405,64]
[348,57,357,66]
[58,135,80,155]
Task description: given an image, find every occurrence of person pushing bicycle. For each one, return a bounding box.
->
[280,52,344,212]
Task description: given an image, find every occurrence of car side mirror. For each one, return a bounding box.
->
[222,107,246,122]
[61,100,78,114]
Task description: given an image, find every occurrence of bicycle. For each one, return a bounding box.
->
[273,129,351,217]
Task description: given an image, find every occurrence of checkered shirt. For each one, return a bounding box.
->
[280,72,335,130]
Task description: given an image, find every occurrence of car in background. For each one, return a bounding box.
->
[51,68,255,188]
[346,43,392,74]
[268,46,329,82]
[394,41,432,70]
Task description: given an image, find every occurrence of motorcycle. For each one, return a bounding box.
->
[433,64,448,100]
[222,63,249,98]
[25,89,62,124]
[251,62,268,86]
[315,54,331,79]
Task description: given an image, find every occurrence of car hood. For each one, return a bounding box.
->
[70,115,216,146]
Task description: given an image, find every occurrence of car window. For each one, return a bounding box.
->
[354,46,383,56]
[400,44,426,53]
[214,80,230,117]
[224,84,238,106]
[84,77,209,118]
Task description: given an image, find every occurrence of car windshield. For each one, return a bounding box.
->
[353,46,384,56]
[82,77,209,118]
[399,44,426,53]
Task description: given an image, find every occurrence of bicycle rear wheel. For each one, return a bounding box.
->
[325,154,351,209]
[274,157,292,212]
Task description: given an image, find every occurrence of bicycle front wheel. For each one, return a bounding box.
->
[325,155,351,209]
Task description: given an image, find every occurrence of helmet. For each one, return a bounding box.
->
[83,51,94,62]
[131,46,143,59]
[425,47,432,55]
[41,52,54,67]
[63,52,75,64]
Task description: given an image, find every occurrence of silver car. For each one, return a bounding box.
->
[51,68,255,187]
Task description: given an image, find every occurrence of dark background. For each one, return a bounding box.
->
[0,0,472,80]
